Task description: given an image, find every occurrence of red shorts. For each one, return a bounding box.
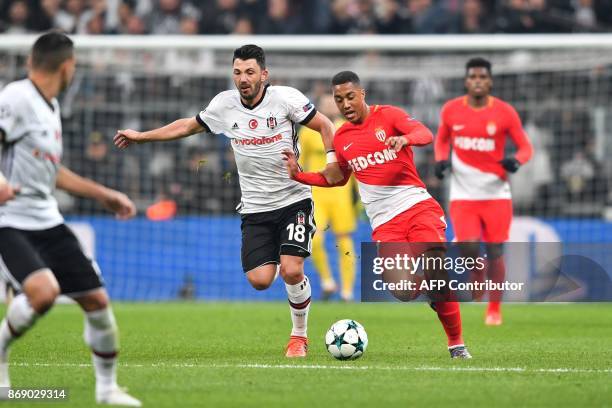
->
[449,199,513,243]
[372,199,447,243]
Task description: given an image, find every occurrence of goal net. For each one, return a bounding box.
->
[1,34,611,300]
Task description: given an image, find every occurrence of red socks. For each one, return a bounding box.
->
[487,256,506,308]
[433,302,464,347]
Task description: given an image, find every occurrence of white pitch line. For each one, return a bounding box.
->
[11,362,612,374]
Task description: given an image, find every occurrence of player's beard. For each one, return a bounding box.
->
[59,71,74,93]
[240,81,262,102]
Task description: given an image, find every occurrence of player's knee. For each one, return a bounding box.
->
[76,290,110,312]
[23,269,60,314]
[246,274,273,291]
[424,248,446,260]
[279,264,304,282]
[32,287,59,314]
[486,244,504,259]
[458,241,480,258]
[251,280,272,291]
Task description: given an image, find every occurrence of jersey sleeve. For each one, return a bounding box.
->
[196,93,225,134]
[385,106,433,146]
[434,103,452,161]
[281,87,317,125]
[0,86,26,143]
[505,104,533,164]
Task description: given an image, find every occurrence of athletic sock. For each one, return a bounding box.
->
[487,257,506,305]
[0,294,38,360]
[432,301,464,348]
[285,276,311,337]
[337,235,356,300]
[84,308,119,394]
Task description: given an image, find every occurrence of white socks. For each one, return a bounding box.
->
[285,276,311,338]
[0,294,38,361]
[84,308,119,394]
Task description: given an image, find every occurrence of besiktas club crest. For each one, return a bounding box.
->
[267,115,277,129]
[296,211,305,225]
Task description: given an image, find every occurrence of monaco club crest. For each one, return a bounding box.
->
[375,128,386,142]
[486,121,497,136]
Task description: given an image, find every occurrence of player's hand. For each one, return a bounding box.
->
[0,183,19,204]
[499,157,521,173]
[100,189,137,220]
[385,136,409,152]
[434,160,451,179]
[113,129,145,149]
[281,149,300,179]
[322,162,344,185]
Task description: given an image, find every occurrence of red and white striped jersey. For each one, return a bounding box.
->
[334,105,434,229]
[435,96,533,201]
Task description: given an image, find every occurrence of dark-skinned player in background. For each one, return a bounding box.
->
[434,58,533,326]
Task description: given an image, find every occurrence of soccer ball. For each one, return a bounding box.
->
[325,319,368,360]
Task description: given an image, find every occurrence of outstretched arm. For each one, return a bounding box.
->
[56,166,136,219]
[302,112,344,184]
[282,150,351,187]
[114,117,205,149]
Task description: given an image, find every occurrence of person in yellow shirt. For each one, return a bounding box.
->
[299,94,357,301]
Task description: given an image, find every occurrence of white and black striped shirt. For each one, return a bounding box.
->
[197,85,315,214]
[0,79,63,230]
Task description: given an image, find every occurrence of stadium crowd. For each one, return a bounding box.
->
[1,0,610,219]
[1,0,611,35]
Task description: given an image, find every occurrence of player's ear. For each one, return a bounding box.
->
[261,68,269,83]
[26,55,32,70]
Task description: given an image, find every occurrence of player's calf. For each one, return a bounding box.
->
[75,291,140,406]
[0,270,59,389]
[0,269,59,362]
[280,256,311,350]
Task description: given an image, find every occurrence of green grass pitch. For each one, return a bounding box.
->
[3,302,612,407]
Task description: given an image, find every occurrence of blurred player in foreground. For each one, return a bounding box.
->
[114,45,343,358]
[0,32,141,406]
[283,71,472,359]
[298,95,357,301]
[0,172,17,204]
[435,58,533,325]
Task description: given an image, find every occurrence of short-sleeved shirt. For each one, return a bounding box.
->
[0,79,63,230]
[435,96,532,201]
[197,85,316,213]
[334,105,433,229]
